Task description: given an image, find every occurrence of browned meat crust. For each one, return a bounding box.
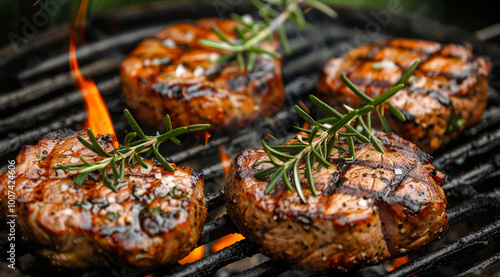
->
[318,38,491,152]
[0,129,206,270]
[121,18,284,131]
[225,131,448,272]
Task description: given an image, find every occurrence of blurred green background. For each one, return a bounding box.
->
[1,0,498,48]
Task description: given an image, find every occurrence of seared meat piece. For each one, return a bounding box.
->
[225,131,448,272]
[0,129,206,270]
[318,38,491,152]
[121,18,284,131]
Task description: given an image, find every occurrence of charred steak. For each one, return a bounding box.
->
[225,131,448,272]
[0,129,206,269]
[318,38,491,152]
[121,18,284,131]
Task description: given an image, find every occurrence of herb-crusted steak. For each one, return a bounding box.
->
[121,18,284,131]
[225,131,448,272]
[0,129,206,269]
[318,38,491,152]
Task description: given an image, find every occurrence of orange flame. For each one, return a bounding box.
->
[195,130,211,145]
[70,0,117,146]
[213,145,246,252]
[212,233,245,252]
[389,256,410,272]
[219,145,232,175]
[178,245,204,265]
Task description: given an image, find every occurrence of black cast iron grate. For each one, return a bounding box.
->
[1,2,500,276]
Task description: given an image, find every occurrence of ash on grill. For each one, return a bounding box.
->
[1,2,500,277]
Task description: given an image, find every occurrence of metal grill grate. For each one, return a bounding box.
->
[1,2,500,276]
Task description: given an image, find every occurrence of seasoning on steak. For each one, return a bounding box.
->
[225,131,448,272]
[0,129,206,270]
[121,18,284,131]
[318,38,491,152]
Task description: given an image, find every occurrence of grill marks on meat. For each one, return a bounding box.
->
[121,19,284,131]
[225,131,448,272]
[0,130,206,269]
[318,38,491,152]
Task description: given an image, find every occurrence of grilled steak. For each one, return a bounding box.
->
[0,129,206,269]
[121,18,284,131]
[225,131,448,272]
[318,38,491,152]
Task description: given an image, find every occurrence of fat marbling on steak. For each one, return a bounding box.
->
[121,18,284,131]
[0,129,206,269]
[225,131,448,272]
[318,38,491,152]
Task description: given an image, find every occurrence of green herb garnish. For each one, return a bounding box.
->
[199,0,337,71]
[53,109,210,191]
[255,61,419,203]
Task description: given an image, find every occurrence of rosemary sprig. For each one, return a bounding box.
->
[199,0,337,71]
[255,61,419,203]
[53,109,210,191]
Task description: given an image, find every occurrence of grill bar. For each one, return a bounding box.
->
[198,215,238,246]
[0,57,120,112]
[453,252,500,277]
[16,26,163,81]
[382,219,500,277]
[0,98,122,159]
[433,126,500,170]
[159,240,260,277]
[233,260,290,277]
[0,77,120,133]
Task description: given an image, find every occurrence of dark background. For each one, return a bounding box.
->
[1,0,499,51]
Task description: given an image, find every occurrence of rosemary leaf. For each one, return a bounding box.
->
[111,155,120,178]
[170,137,181,145]
[165,114,172,132]
[292,160,306,203]
[311,145,332,168]
[397,60,420,86]
[211,25,233,44]
[124,132,137,148]
[101,170,117,192]
[310,95,343,118]
[253,47,281,59]
[237,52,244,71]
[119,158,125,183]
[264,167,284,194]
[124,109,148,140]
[152,144,175,172]
[134,153,149,169]
[308,125,320,143]
[304,0,338,18]
[216,53,236,64]
[279,25,291,55]
[282,167,294,191]
[293,126,313,133]
[305,151,317,196]
[263,140,296,161]
[295,105,318,126]
[376,107,391,133]
[77,135,99,155]
[198,39,234,51]
[347,136,356,159]
[254,166,278,178]
[72,172,90,186]
[269,144,308,152]
[371,84,404,107]
[247,52,257,72]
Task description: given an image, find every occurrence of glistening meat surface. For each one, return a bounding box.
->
[121,18,284,131]
[0,129,206,269]
[225,131,448,272]
[318,38,491,152]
